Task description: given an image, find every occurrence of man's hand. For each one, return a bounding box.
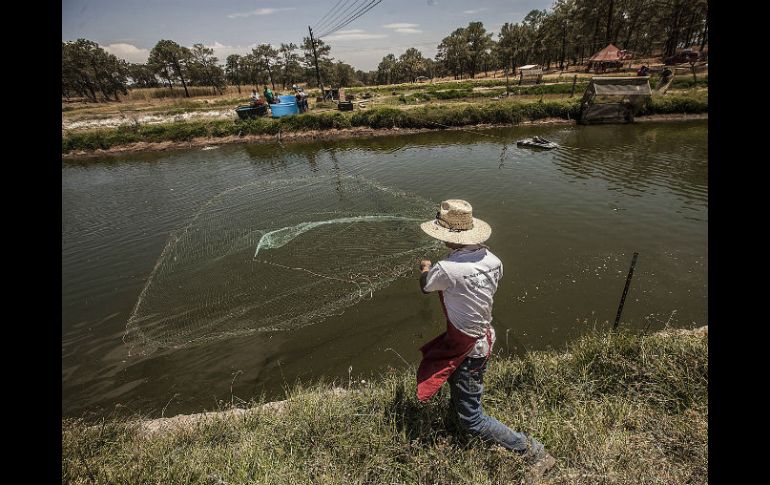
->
[419,259,432,294]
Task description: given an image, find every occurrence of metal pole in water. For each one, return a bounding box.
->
[613,252,639,329]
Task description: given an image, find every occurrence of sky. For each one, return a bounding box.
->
[63,0,554,71]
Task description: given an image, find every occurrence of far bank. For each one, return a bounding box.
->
[62,93,707,160]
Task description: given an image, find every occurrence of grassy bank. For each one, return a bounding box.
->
[62,329,707,484]
[62,91,707,154]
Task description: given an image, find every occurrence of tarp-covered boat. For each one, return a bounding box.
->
[516,136,559,150]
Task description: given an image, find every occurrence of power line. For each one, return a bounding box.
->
[314,0,357,33]
[312,0,346,32]
[316,0,367,35]
[318,0,384,39]
[322,1,382,38]
[318,0,373,37]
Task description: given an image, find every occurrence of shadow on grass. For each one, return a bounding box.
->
[386,377,476,447]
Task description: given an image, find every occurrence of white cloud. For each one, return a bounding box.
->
[103,43,150,63]
[108,41,261,64]
[203,42,258,60]
[383,23,422,34]
[324,30,388,41]
[383,23,419,29]
[228,7,295,19]
[463,8,488,14]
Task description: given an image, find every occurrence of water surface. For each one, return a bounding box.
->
[62,120,707,417]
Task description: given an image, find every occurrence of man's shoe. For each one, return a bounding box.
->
[522,452,556,485]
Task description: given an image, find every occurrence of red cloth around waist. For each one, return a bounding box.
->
[416,319,478,402]
[416,292,491,402]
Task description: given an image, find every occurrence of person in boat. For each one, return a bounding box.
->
[263,85,276,104]
[417,199,556,481]
[250,89,263,106]
[293,84,308,113]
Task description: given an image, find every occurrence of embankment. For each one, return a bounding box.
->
[63,327,707,484]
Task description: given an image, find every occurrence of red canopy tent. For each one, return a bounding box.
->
[587,44,628,72]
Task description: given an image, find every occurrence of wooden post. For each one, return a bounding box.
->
[505,57,511,96]
[570,74,578,97]
[308,26,324,97]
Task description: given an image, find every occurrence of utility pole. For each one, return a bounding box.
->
[308,26,324,98]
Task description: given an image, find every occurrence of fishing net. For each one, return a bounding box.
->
[124,175,442,355]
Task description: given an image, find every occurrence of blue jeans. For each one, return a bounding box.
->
[448,355,545,456]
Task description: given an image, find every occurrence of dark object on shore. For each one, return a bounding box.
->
[613,252,639,329]
[338,101,354,112]
[345,94,355,101]
[517,136,559,150]
[235,104,267,120]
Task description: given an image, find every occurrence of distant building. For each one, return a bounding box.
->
[518,65,543,84]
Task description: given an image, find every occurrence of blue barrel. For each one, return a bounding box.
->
[278,95,297,104]
[270,102,299,118]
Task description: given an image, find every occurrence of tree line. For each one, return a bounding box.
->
[62,0,707,101]
[379,0,707,83]
[62,36,370,101]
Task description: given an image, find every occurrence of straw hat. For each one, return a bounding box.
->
[420,199,491,245]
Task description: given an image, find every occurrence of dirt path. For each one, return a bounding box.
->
[62,109,238,131]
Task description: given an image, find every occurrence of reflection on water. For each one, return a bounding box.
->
[62,120,707,418]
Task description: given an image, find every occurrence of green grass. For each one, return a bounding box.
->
[62,329,707,484]
[643,91,709,115]
[670,75,708,89]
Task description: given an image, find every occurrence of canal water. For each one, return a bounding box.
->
[62,120,707,417]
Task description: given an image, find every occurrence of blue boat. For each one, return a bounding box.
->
[278,94,297,104]
[270,102,299,118]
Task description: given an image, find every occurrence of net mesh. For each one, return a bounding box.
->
[124,175,442,355]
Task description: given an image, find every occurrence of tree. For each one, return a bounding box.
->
[225,54,244,93]
[465,22,493,78]
[399,48,426,83]
[377,54,397,84]
[148,40,192,97]
[253,44,279,91]
[62,39,129,102]
[423,58,437,80]
[128,63,159,88]
[355,69,376,85]
[277,43,302,88]
[330,61,357,87]
[188,44,225,94]
[436,28,469,79]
